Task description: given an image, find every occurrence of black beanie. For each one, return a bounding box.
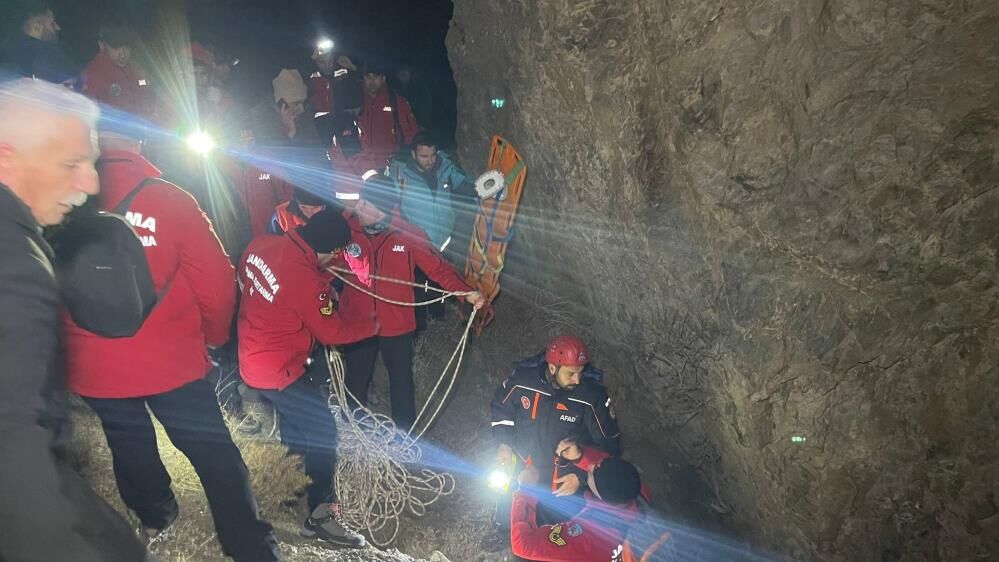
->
[593,458,641,505]
[296,208,351,253]
[361,173,401,216]
[293,187,328,208]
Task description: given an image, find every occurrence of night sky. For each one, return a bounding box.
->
[23,0,459,140]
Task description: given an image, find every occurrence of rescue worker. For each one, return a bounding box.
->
[338,173,485,429]
[237,209,375,547]
[0,77,148,562]
[234,163,294,238]
[309,41,362,145]
[355,61,418,166]
[389,131,470,328]
[2,1,78,85]
[81,22,152,118]
[63,130,280,562]
[269,186,330,234]
[511,449,644,562]
[490,335,621,529]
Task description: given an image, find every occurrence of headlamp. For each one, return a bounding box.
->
[316,38,334,56]
[487,468,512,491]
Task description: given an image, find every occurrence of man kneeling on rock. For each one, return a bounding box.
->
[237,208,375,547]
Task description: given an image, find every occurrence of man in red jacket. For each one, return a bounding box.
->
[337,173,484,429]
[64,132,279,562]
[238,208,375,547]
[511,447,643,562]
[81,22,151,118]
[355,61,419,168]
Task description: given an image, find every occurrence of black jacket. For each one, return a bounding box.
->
[0,185,147,562]
[491,352,621,474]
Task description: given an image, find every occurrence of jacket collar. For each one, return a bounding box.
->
[0,182,42,233]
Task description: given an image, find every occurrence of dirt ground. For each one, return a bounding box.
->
[67,289,732,561]
[66,297,534,562]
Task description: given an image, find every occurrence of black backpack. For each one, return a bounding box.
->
[52,179,163,338]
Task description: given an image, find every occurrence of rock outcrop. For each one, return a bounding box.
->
[448,1,999,559]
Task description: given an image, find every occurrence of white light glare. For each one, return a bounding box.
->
[186,131,216,155]
[488,469,511,490]
[316,38,334,54]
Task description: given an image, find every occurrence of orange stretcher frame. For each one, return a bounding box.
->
[462,135,528,334]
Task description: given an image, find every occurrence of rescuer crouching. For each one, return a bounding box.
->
[237,208,375,547]
[488,335,623,548]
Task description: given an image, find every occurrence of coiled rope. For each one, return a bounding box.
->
[321,265,478,545]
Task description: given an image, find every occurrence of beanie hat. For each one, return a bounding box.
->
[361,173,400,216]
[296,208,351,253]
[272,68,307,104]
[592,458,641,505]
[293,187,328,208]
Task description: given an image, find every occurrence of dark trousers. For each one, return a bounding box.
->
[414,268,444,331]
[84,378,278,562]
[258,372,338,512]
[343,333,416,430]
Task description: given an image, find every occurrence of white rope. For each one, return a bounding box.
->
[319,265,480,546]
[326,264,475,307]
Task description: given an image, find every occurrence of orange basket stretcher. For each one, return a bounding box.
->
[462,136,528,334]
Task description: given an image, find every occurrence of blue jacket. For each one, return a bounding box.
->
[389,152,468,250]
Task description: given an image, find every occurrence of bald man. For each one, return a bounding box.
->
[0,79,149,561]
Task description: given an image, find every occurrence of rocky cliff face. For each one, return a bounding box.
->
[447,1,999,559]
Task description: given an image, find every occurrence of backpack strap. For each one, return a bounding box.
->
[110,177,175,303]
[112,177,161,214]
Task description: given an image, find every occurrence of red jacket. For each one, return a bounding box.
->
[65,150,236,398]
[357,85,418,158]
[309,71,333,114]
[237,229,376,390]
[233,165,293,237]
[82,50,152,117]
[511,487,640,562]
[335,214,469,337]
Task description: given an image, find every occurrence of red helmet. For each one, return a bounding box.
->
[546,335,589,367]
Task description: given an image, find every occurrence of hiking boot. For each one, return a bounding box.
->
[235,410,263,435]
[300,503,365,548]
[242,399,274,436]
[139,506,178,540]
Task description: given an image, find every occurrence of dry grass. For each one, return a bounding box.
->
[66,292,586,562]
[67,397,426,562]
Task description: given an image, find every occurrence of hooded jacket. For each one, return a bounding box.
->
[390,151,467,250]
[335,213,469,337]
[64,150,236,398]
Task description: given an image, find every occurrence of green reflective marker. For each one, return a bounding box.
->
[791,435,807,444]
[491,98,506,109]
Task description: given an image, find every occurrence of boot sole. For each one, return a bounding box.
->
[299,528,365,549]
